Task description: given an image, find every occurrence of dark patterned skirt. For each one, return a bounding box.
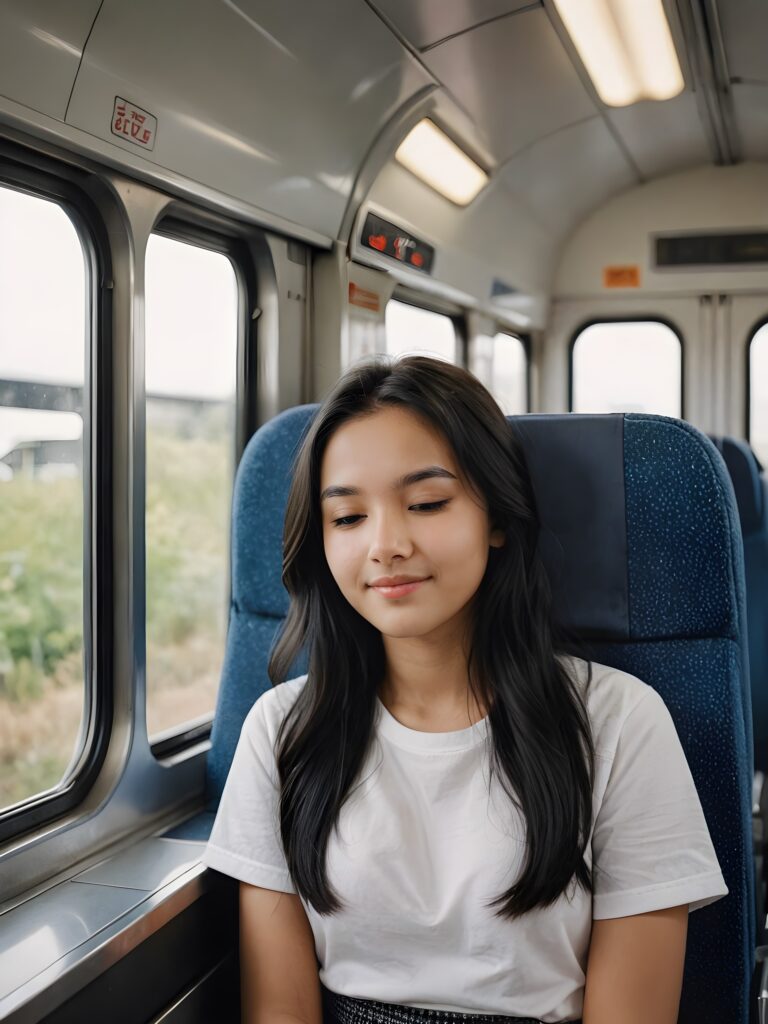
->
[320,983,582,1024]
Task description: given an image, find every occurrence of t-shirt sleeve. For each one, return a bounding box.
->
[591,687,728,919]
[200,695,295,893]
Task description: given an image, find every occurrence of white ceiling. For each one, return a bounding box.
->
[604,92,710,179]
[420,8,596,163]
[497,117,636,235]
[0,0,762,318]
[368,0,761,241]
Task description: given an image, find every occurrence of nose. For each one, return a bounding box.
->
[367,508,414,563]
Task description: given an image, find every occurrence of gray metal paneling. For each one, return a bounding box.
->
[73,838,204,891]
[0,880,146,998]
[65,0,432,240]
[0,0,102,120]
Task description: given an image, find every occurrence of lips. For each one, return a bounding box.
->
[369,574,427,586]
[368,577,430,599]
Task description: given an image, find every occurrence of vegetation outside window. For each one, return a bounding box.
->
[571,321,682,416]
[145,234,238,741]
[0,185,87,811]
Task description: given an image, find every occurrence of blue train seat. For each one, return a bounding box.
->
[710,436,768,778]
[206,408,754,1024]
[708,435,768,967]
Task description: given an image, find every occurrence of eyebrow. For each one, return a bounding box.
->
[320,465,457,502]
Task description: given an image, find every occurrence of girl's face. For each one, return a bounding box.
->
[320,405,505,643]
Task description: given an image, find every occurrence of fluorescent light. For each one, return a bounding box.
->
[552,0,684,106]
[395,120,488,206]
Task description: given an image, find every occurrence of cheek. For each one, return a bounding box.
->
[429,513,490,568]
[323,531,361,591]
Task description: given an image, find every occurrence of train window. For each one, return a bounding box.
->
[144,234,238,741]
[749,323,768,466]
[385,299,457,363]
[0,184,87,812]
[491,332,528,414]
[571,321,682,416]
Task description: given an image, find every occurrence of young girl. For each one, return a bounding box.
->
[202,356,728,1024]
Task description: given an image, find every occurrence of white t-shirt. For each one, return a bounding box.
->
[201,657,728,1022]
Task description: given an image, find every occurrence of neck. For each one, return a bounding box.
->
[379,625,488,729]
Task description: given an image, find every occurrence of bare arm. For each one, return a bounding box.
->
[239,882,322,1024]
[582,904,689,1024]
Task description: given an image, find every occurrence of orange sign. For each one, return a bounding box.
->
[603,265,641,288]
[348,282,381,313]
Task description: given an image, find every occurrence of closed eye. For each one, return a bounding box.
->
[330,499,450,528]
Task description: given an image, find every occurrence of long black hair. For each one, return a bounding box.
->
[269,355,595,918]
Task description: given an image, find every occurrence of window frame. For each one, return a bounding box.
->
[386,287,468,367]
[492,328,532,414]
[745,315,768,448]
[567,316,685,417]
[0,144,114,845]
[145,212,258,759]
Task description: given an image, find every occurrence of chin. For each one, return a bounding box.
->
[375,617,447,639]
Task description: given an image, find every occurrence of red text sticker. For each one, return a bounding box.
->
[349,282,381,313]
[603,265,641,288]
[111,97,157,151]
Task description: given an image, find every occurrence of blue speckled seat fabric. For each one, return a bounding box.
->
[207,408,753,1024]
[710,435,768,776]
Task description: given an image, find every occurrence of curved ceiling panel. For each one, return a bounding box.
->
[605,93,710,178]
[733,84,768,160]
[369,0,537,51]
[498,117,636,235]
[718,0,768,84]
[421,7,596,162]
[65,0,432,240]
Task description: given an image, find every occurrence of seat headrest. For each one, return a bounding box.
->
[231,408,740,643]
[709,435,764,536]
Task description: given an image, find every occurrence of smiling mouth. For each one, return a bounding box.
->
[369,578,430,599]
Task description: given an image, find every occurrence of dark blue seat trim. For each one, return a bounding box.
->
[510,414,629,639]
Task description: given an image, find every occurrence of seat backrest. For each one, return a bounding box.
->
[710,434,768,776]
[207,407,753,1024]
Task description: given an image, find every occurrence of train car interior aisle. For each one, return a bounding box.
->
[0,1,766,1021]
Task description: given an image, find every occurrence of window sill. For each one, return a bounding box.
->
[0,812,225,1023]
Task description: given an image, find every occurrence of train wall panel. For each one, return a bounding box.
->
[554,163,768,298]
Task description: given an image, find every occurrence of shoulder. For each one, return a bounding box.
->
[558,655,669,762]
[243,674,309,746]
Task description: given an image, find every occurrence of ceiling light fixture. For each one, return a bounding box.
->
[552,0,684,106]
[395,119,488,206]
